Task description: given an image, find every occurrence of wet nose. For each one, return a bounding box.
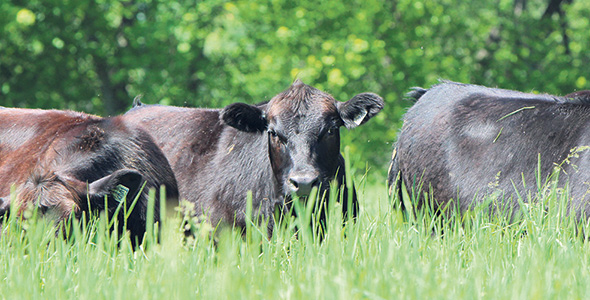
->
[288,173,320,196]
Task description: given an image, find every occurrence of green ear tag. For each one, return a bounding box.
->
[112,184,130,203]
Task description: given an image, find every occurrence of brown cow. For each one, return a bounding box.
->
[124,80,384,235]
[0,108,178,243]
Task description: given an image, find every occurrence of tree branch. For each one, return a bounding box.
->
[541,0,572,55]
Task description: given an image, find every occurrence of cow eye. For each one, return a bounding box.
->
[268,129,286,144]
[326,128,338,136]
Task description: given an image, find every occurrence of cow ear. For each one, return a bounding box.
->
[88,169,144,205]
[337,93,384,129]
[220,103,268,133]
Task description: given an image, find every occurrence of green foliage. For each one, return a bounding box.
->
[1,0,589,181]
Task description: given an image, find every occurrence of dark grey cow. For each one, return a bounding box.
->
[389,81,590,217]
[125,80,383,234]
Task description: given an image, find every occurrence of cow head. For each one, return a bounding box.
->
[0,169,144,226]
[221,79,383,198]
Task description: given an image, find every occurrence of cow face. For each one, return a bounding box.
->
[221,80,383,197]
[0,169,144,226]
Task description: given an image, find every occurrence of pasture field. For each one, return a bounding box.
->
[2,168,590,299]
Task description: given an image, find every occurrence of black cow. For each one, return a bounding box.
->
[124,80,383,234]
[0,108,178,243]
[389,81,590,217]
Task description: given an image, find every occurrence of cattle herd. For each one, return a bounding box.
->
[2,79,590,243]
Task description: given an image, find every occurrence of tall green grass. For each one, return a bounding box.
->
[2,173,590,299]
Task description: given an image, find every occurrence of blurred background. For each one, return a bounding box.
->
[1,0,588,183]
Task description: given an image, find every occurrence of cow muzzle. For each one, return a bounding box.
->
[288,172,320,196]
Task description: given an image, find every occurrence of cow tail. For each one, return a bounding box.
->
[405,87,427,103]
[133,94,144,107]
[387,146,403,204]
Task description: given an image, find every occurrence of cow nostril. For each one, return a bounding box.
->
[289,178,299,191]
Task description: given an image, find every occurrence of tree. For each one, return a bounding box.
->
[1,0,588,181]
